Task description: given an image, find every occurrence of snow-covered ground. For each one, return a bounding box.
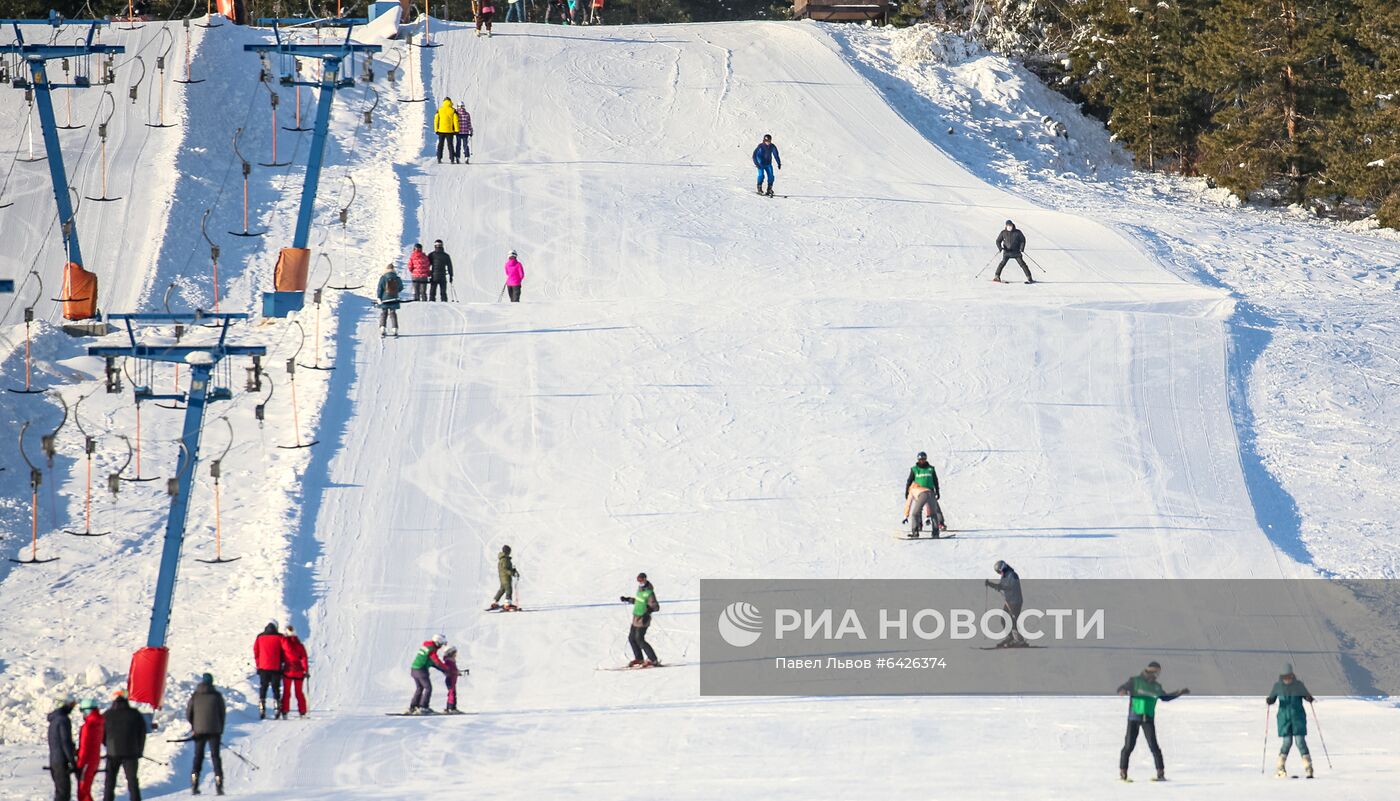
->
[0,17,1396,801]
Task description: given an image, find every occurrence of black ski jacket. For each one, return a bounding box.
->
[428,250,454,281]
[996,228,1026,255]
[103,697,148,759]
[47,707,77,766]
[186,682,227,736]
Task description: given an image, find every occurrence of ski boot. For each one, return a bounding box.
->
[258,701,266,720]
[1276,753,1288,778]
[215,773,225,796]
[503,603,519,611]
[1151,769,1166,782]
[379,326,386,338]
[419,706,436,715]
[1025,279,1035,285]
[444,704,458,714]
[391,328,399,337]
[1119,769,1129,782]
[756,183,764,196]
[406,706,419,715]
[627,659,644,667]
[1303,754,1314,779]
[926,518,938,538]
[643,660,662,668]
[765,186,774,198]
[992,277,1005,283]
[487,602,502,611]
[192,773,201,795]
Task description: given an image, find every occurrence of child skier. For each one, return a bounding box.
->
[1117,661,1189,782]
[488,544,520,611]
[1267,664,1316,778]
[75,699,102,801]
[376,263,404,337]
[441,646,469,713]
[983,560,1025,647]
[454,102,473,164]
[620,573,661,667]
[407,634,449,714]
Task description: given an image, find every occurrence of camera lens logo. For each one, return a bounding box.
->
[717,601,763,647]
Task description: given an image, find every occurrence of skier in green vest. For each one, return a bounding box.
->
[902,451,946,537]
[1267,664,1316,778]
[620,573,661,667]
[1117,660,1189,782]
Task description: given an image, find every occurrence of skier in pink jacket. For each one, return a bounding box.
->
[504,251,524,302]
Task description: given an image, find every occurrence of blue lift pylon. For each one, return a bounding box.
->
[87,312,266,708]
[244,18,380,318]
[0,11,124,322]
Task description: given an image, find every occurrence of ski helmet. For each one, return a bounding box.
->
[916,451,927,461]
[443,645,458,658]
[79,699,98,712]
[1146,661,1161,671]
[432,634,447,646]
[508,249,518,259]
[993,560,1006,574]
[637,572,648,582]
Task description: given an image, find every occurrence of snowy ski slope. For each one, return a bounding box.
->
[0,16,1396,800]
[221,20,1391,800]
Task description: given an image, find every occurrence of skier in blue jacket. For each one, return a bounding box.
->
[753,134,781,197]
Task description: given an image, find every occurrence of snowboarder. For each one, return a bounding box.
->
[752,134,781,197]
[621,572,662,667]
[488,544,520,610]
[408,243,431,302]
[441,646,468,713]
[983,560,1025,647]
[428,240,454,302]
[102,693,148,801]
[454,102,473,164]
[504,250,524,302]
[76,699,102,801]
[280,625,310,719]
[433,97,460,164]
[1117,660,1189,782]
[47,696,77,801]
[186,673,226,796]
[376,263,404,337]
[253,621,285,720]
[901,452,946,537]
[505,0,524,22]
[1268,664,1316,779]
[408,634,449,714]
[993,220,1033,284]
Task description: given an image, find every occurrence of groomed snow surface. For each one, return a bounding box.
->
[2,18,1398,800]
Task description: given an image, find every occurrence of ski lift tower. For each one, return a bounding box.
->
[245,18,379,318]
[0,11,124,324]
[88,311,265,708]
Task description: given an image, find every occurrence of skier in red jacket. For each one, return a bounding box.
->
[75,699,103,801]
[253,622,285,719]
[280,625,310,718]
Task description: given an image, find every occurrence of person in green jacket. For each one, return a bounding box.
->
[1117,661,1189,782]
[1268,664,1315,778]
[620,573,661,667]
[488,545,520,611]
[902,451,946,537]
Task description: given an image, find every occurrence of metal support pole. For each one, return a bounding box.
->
[28,60,82,266]
[292,61,341,249]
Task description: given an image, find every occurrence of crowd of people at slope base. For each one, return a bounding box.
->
[457,0,609,35]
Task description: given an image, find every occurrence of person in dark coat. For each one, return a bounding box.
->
[102,694,148,801]
[994,220,1033,284]
[252,622,285,720]
[186,674,226,795]
[47,696,78,801]
[984,560,1025,647]
[1268,664,1316,778]
[428,240,454,302]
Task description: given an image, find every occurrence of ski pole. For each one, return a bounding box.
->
[141,755,167,767]
[973,253,998,280]
[1261,703,1270,774]
[1026,252,1049,274]
[496,283,506,303]
[226,745,261,771]
[1309,700,1332,769]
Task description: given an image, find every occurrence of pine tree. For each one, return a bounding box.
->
[1069,0,1213,173]
[1328,0,1400,224]
[1189,0,1355,202]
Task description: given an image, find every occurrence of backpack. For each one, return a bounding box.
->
[385,273,403,297]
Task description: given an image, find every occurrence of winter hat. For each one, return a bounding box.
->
[201,673,214,686]
[53,695,75,710]
[1283,663,1294,676]
[502,545,511,555]
[1146,661,1161,671]
[1005,219,1015,226]
[285,624,297,636]
[993,560,1006,574]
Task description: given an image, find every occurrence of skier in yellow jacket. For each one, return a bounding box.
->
[433,98,460,164]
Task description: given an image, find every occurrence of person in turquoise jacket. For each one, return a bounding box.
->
[1268,664,1315,778]
[620,573,661,667]
[1117,661,1189,782]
